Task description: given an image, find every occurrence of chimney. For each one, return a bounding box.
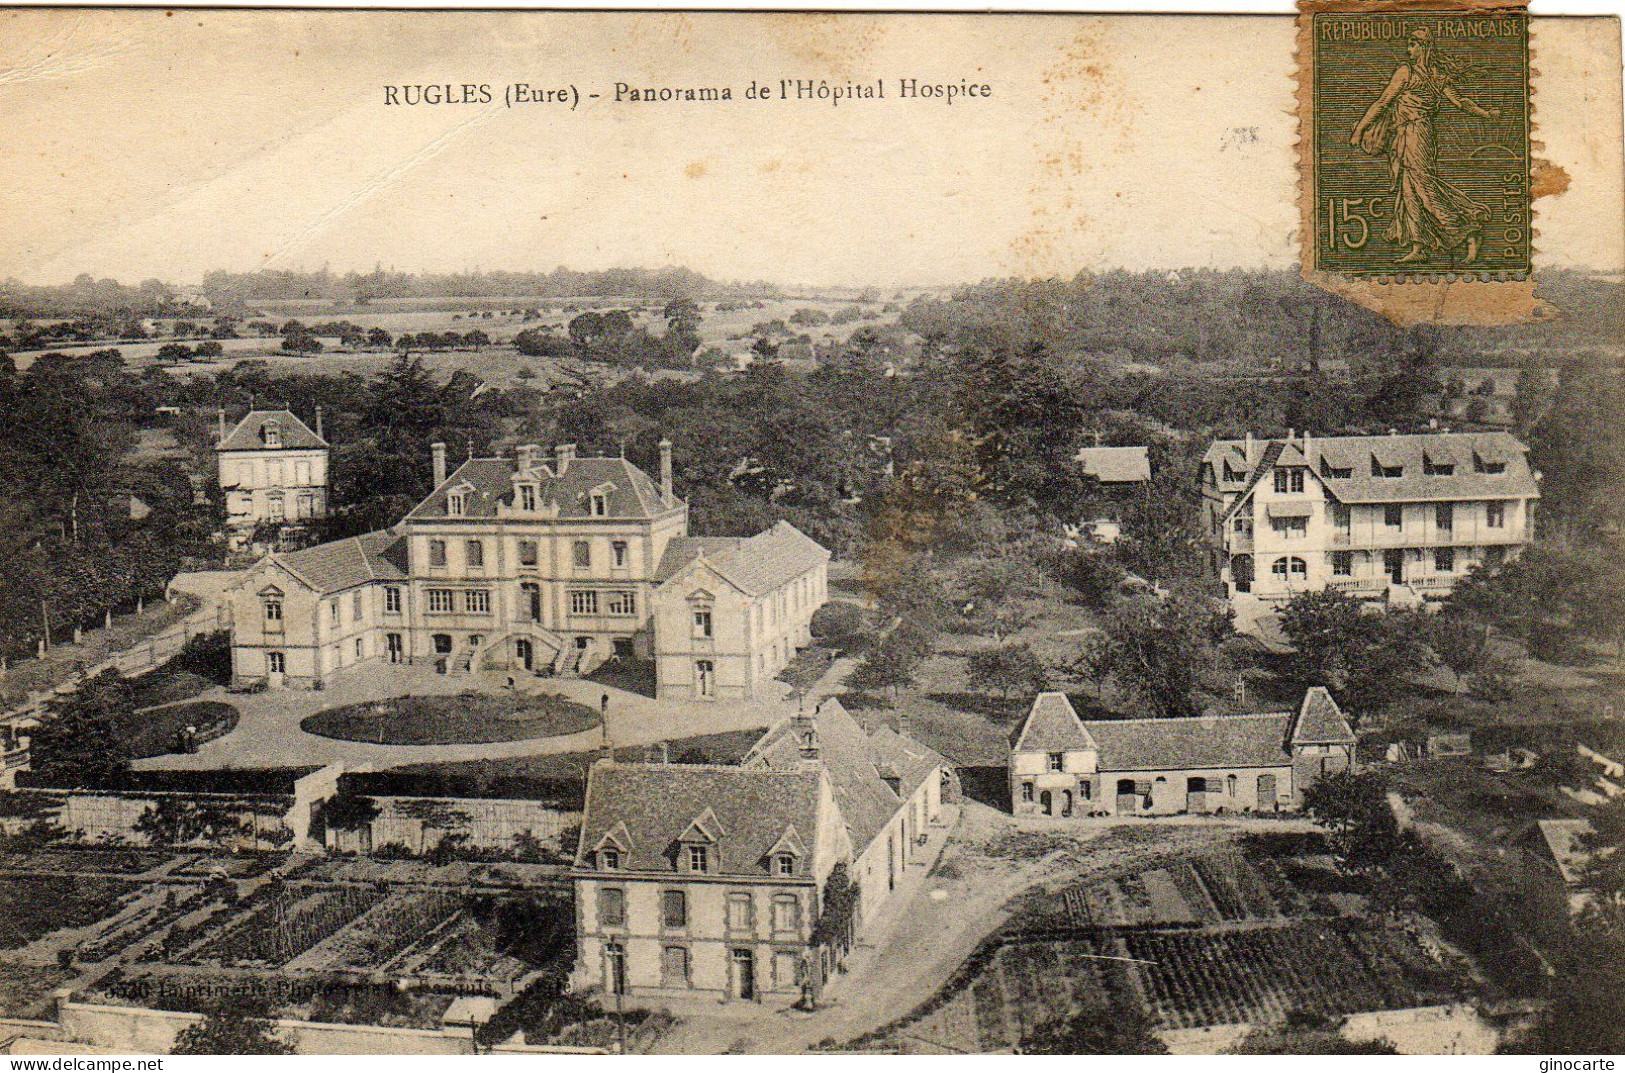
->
[1302,430,1312,457]
[659,438,674,501]
[314,405,324,442]
[1287,427,1295,444]
[796,703,821,767]
[217,408,227,446]
[516,444,537,471]
[554,443,576,474]
[1244,431,1254,463]
[431,442,448,486]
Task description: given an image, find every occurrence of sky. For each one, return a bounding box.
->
[1,10,1620,288]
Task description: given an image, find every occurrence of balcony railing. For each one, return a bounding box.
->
[1328,528,1527,549]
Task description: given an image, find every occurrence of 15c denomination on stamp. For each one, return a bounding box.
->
[1308,8,1530,280]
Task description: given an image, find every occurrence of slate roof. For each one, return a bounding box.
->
[574,764,823,876]
[1286,687,1357,745]
[405,455,676,521]
[269,529,408,593]
[655,522,829,597]
[746,698,942,856]
[218,410,327,451]
[1209,432,1538,517]
[1011,689,1353,771]
[1536,818,1596,885]
[1082,713,1296,771]
[1011,692,1098,753]
[1076,446,1152,484]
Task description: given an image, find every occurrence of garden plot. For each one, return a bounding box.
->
[392,894,573,987]
[76,884,209,963]
[285,888,462,972]
[0,874,141,952]
[180,885,387,967]
[0,848,174,876]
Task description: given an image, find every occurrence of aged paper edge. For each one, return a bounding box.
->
[1295,0,1553,325]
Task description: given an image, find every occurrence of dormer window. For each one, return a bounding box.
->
[1423,455,1455,476]
[1370,455,1403,478]
[263,422,281,447]
[599,848,621,870]
[519,484,537,511]
[263,598,282,623]
[687,844,710,873]
[1272,468,1305,494]
[774,853,796,876]
[1473,452,1506,475]
[590,491,608,516]
[447,491,469,516]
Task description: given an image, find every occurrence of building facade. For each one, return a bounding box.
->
[1200,431,1538,627]
[225,441,829,698]
[217,410,330,552]
[1009,688,1356,818]
[570,699,951,1005]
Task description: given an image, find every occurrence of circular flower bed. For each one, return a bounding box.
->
[299,692,600,746]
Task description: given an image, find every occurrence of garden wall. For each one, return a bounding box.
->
[52,1000,605,1056]
[329,795,579,857]
[31,789,297,850]
[1158,1004,1498,1055]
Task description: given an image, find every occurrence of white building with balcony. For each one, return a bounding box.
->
[1201,430,1539,631]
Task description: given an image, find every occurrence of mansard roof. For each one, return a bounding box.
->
[218,409,327,451]
[1011,692,1099,754]
[1209,432,1538,514]
[263,528,408,593]
[655,522,830,597]
[405,454,677,522]
[573,763,823,875]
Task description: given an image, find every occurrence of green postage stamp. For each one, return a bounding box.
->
[1309,10,1531,279]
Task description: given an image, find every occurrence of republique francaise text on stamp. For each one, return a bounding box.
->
[1309,10,1530,280]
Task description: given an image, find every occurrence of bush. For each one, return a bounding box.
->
[810,602,867,651]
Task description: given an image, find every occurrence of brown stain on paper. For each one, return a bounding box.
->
[1531,158,1571,199]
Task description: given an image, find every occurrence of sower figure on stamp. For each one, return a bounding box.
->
[1351,27,1499,264]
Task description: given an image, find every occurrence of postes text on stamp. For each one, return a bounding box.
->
[1310,10,1530,279]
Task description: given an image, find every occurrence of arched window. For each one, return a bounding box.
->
[1272,556,1308,580]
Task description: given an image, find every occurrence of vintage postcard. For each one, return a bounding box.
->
[0,5,1622,1059]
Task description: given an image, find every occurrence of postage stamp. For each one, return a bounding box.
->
[1307,9,1531,280]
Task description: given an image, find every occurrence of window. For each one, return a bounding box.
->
[726,892,753,932]
[1021,781,1034,803]
[606,591,636,616]
[518,484,536,511]
[1474,453,1507,475]
[775,853,796,877]
[571,590,600,616]
[693,609,713,639]
[662,890,687,928]
[1436,503,1454,530]
[1384,505,1403,528]
[518,540,538,566]
[267,651,285,674]
[1424,456,1455,476]
[384,586,401,614]
[427,589,455,613]
[695,660,714,698]
[572,540,591,569]
[661,946,691,988]
[1273,468,1304,494]
[1272,556,1308,580]
[1047,751,1064,772]
[1486,502,1506,528]
[429,539,447,567]
[329,601,340,626]
[1371,456,1404,478]
[263,422,281,447]
[590,492,608,516]
[433,634,453,654]
[352,591,363,619]
[612,540,629,567]
[599,849,621,871]
[465,540,484,569]
[354,637,364,660]
[771,894,801,936]
[447,491,468,516]
[1435,547,1455,573]
[1332,551,1353,576]
[1227,774,1238,797]
[1270,516,1308,539]
[263,599,282,624]
[465,590,490,614]
[687,844,710,873]
[598,887,626,927]
[1332,504,1351,529]
[267,493,285,522]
